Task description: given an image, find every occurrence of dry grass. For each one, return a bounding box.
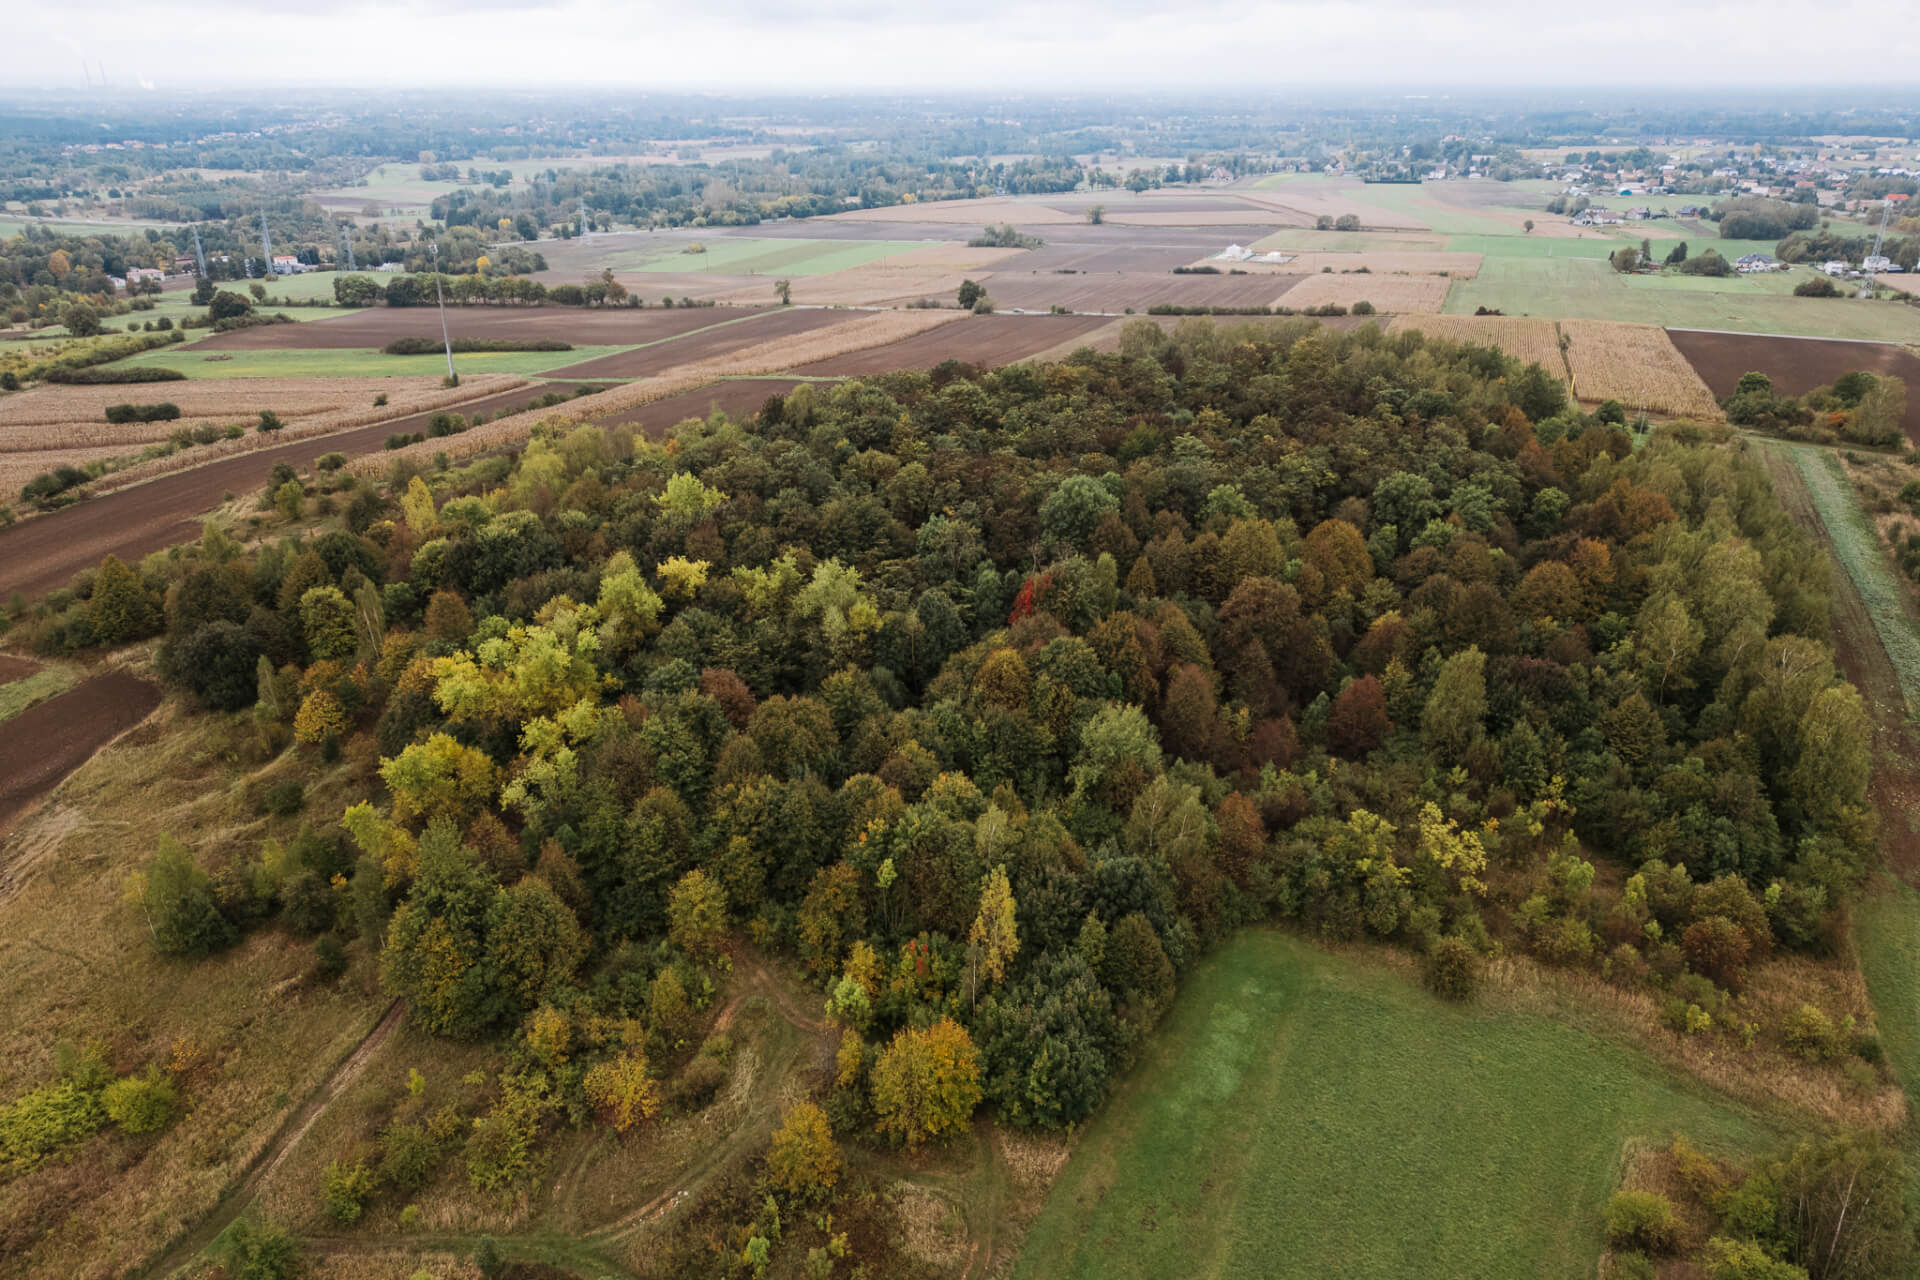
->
[1231,188,1429,230]
[1278,273,1450,314]
[0,694,395,1280]
[828,199,1080,225]
[1387,314,1569,376]
[351,310,962,474]
[1558,319,1722,417]
[1102,209,1292,227]
[894,1182,969,1267]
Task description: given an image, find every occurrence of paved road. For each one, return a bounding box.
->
[0,382,586,602]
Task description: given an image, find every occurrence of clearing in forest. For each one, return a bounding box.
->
[1016,930,1778,1280]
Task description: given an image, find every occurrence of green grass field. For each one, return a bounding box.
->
[610,236,934,277]
[1445,255,1920,340]
[0,668,79,723]
[1015,931,1779,1280]
[121,344,623,380]
[1778,444,1920,714]
[1856,882,1920,1095]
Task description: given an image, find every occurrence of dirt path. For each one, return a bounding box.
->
[0,381,600,603]
[0,670,161,844]
[1759,442,1920,881]
[133,999,408,1280]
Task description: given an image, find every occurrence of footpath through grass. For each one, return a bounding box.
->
[1015,931,1778,1280]
[1775,442,1920,716]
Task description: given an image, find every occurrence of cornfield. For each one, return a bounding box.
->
[1557,320,1721,419]
[351,310,964,475]
[1386,315,1567,378]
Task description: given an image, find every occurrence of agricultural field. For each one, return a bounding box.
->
[120,344,623,380]
[1668,329,1920,446]
[1386,314,1568,377]
[1275,272,1448,313]
[1218,250,1481,278]
[1443,253,1920,341]
[542,307,858,379]
[608,237,936,277]
[1016,931,1779,1280]
[973,271,1293,314]
[791,312,1113,375]
[827,198,1083,225]
[195,302,744,351]
[1557,320,1721,417]
[593,376,812,433]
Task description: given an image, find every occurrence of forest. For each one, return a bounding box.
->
[9,317,1905,1277]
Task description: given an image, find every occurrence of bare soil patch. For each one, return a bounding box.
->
[0,671,161,837]
[542,309,857,379]
[793,313,1113,375]
[1668,328,1920,446]
[0,655,41,682]
[197,304,756,351]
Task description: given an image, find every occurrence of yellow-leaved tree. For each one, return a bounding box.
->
[870,1017,981,1146]
[766,1101,840,1200]
[584,1051,660,1133]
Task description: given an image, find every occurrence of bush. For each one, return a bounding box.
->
[1795,276,1841,297]
[1782,1004,1847,1061]
[104,402,180,424]
[46,365,186,385]
[1699,1236,1806,1279]
[1351,300,1376,315]
[321,1157,379,1222]
[257,411,284,434]
[0,371,17,391]
[216,1217,301,1280]
[313,934,348,980]
[261,779,305,817]
[1604,1190,1679,1253]
[102,1069,176,1134]
[1424,936,1480,1000]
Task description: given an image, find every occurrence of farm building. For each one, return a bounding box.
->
[1734,253,1782,273]
[270,254,305,275]
[126,266,164,285]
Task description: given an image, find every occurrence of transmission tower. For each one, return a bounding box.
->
[339,224,356,271]
[190,226,207,278]
[1860,193,1909,298]
[258,210,273,277]
[580,196,590,239]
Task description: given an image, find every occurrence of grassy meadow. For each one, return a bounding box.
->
[1015,930,1779,1280]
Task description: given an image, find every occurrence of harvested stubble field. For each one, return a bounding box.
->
[0,376,524,500]
[1235,185,1429,231]
[1667,329,1920,447]
[716,267,968,307]
[1275,273,1450,314]
[981,271,1298,314]
[195,304,754,351]
[791,313,1114,375]
[1558,320,1721,417]
[1387,314,1569,378]
[828,198,1081,225]
[541,308,859,379]
[351,309,962,474]
[595,377,811,434]
[1100,209,1291,227]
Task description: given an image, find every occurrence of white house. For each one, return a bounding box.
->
[1864,254,1895,273]
[270,254,304,275]
[1821,260,1851,276]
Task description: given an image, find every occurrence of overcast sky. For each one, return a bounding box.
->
[7,0,1920,93]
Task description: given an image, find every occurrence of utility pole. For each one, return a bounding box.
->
[429,241,456,386]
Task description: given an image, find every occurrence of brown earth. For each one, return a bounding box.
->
[1668,328,1920,446]
[0,381,605,603]
[542,307,859,379]
[195,304,759,351]
[793,313,1114,376]
[0,655,42,682]
[0,671,162,837]
[594,377,810,435]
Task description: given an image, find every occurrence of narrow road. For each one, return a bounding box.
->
[0,381,593,602]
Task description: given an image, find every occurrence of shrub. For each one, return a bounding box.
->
[313,935,348,980]
[46,365,186,384]
[378,1120,440,1192]
[104,402,181,424]
[215,1217,301,1280]
[321,1157,379,1222]
[257,411,284,434]
[0,1063,110,1175]
[1782,1004,1846,1062]
[315,452,348,472]
[1699,1236,1805,1279]
[103,1069,177,1134]
[1795,276,1841,298]
[261,779,305,817]
[1604,1190,1679,1253]
[139,836,239,957]
[1424,936,1480,1000]
[1351,299,1376,315]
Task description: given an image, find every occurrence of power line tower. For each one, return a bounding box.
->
[258,210,273,278]
[190,226,207,278]
[1860,193,1909,298]
[339,224,356,272]
[580,196,590,240]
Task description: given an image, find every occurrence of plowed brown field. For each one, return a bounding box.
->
[980,272,1301,314]
[541,308,859,379]
[1667,328,1920,445]
[0,672,161,836]
[595,378,810,435]
[792,313,1113,375]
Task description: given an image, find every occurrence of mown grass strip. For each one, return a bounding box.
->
[1783,443,1920,716]
[0,668,79,723]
